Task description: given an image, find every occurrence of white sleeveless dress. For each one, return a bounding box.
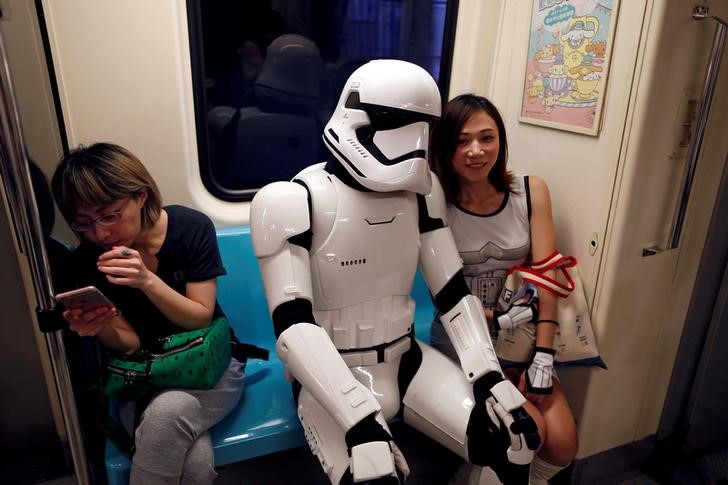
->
[431,175,532,360]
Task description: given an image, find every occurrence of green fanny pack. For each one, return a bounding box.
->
[94,316,268,458]
[102,316,233,399]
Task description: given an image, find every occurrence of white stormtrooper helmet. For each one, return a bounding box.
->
[323,59,441,194]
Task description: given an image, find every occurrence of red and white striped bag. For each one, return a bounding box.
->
[495,252,606,368]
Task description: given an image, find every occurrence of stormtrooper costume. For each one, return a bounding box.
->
[250,60,539,484]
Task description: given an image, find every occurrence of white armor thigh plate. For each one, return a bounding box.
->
[350,358,403,421]
[301,169,420,349]
[402,342,473,459]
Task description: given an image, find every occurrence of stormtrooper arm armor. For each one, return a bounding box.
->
[417,177,540,467]
[250,182,382,432]
[417,176,502,382]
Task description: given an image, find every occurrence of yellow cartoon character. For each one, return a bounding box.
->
[564,50,584,74]
[526,73,545,103]
[544,59,572,97]
[570,62,603,100]
[534,43,561,74]
[542,93,560,113]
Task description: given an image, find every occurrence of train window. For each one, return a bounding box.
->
[187,0,457,201]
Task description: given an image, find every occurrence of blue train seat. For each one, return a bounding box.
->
[104,226,435,484]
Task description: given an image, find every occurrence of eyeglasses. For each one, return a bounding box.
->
[70,199,131,232]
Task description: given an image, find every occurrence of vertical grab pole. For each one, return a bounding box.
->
[0,29,91,485]
[669,8,727,249]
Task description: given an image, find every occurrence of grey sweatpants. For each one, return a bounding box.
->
[124,359,245,485]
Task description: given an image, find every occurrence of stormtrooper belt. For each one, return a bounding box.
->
[339,331,413,367]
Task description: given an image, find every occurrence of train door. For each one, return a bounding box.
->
[660,153,728,452]
[0,0,71,480]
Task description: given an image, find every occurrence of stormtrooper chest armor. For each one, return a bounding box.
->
[297,168,420,350]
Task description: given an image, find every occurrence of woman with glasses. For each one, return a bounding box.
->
[51,142,244,485]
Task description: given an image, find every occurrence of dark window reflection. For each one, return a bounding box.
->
[189,0,453,200]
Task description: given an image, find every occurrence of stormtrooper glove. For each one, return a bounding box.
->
[471,372,540,483]
[526,347,555,394]
[494,282,539,330]
[345,413,409,483]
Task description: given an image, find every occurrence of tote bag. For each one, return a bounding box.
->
[495,252,606,368]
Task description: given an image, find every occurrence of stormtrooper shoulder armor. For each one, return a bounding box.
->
[250,181,311,257]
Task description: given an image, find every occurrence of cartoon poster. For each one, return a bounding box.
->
[519,0,619,135]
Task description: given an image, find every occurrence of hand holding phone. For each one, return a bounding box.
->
[56,286,114,311]
[56,286,119,337]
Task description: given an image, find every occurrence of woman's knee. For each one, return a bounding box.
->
[541,427,578,465]
[139,390,201,431]
[539,391,578,465]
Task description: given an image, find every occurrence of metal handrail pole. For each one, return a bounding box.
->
[670,11,728,249]
[0,28,91,485]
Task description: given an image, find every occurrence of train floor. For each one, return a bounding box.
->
[17,424,728,484]
[213,424,728,484]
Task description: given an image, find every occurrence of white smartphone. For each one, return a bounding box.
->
[55,286,114,312]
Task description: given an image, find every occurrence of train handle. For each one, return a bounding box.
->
[643,6,727,257]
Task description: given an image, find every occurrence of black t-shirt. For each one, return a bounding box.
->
[73,205,227,348]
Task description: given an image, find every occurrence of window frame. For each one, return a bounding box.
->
[186,0,459,202]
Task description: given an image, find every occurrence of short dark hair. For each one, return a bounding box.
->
[51,142,162,232]
[429,94,513,204]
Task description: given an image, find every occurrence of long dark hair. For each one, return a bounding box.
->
[429,94,514,204]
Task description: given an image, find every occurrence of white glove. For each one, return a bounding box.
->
[495,282,539,330]
[526,347,555,394]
